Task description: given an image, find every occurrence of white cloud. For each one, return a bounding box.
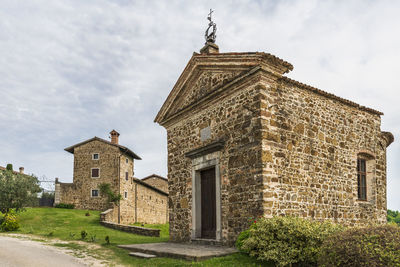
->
[0,0,399,210]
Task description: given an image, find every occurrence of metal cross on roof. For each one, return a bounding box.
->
[205,9,217,44]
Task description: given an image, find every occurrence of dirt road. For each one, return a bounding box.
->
[0,235,91,267]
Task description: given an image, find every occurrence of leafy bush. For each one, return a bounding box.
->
[318,224,400,267]
[235,229,251,252]
[55,203,75,209]
[238,216,343,266]
[0,212,20,231]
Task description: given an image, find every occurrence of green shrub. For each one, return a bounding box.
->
[0,212,20,231]
[236,229,251,252]
[238,216,343,266]
[55,203,75,209]
[81,230,88,240]
[318,224,400,267]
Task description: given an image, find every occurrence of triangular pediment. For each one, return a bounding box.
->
[164,67,250,119]
[155,52,293,125]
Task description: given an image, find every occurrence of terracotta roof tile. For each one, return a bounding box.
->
[142,174,168,181]
[64,137,141,160]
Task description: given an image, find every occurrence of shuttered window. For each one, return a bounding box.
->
[91,168,100,178]
[357,159,367,200]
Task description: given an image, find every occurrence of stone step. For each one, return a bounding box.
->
[191,238,222,246]
[119,242,237,261]
[129,252,157,259]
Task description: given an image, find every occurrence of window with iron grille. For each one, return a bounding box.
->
[357,158,367,200]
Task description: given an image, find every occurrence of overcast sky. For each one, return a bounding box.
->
[0,0,399,210]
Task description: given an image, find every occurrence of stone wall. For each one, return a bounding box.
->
[100,221,160,237]
[55,182,81,207]
[100,205,119,223]
[135,181,169,224]
[119,154,136,224]
[259,77,388,226]
[165,77,264,244]
[142,175,168,193]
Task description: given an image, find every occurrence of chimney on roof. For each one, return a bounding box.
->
[110,130,120,145]
[19,167,24,174]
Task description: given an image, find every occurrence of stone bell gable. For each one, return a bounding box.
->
[155,42,393,246]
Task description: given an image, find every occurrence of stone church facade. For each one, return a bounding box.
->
[155,43,394,245]
[55,130,168,224]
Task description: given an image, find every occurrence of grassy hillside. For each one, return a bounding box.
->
[11,207,266,266]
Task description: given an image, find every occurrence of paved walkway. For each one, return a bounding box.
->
[118,242,237,261]
[0,236,88,267]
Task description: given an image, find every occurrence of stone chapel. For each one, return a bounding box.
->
[155,15,394,246]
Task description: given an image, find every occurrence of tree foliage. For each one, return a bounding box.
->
[0,169,41,213]
[6,164,13,171]
[387,209,400,226]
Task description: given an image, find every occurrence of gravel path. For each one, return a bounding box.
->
[0,235,100,267]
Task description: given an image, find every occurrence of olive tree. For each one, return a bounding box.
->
[0,170,41,214]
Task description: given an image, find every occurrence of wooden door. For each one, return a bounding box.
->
[200,167,216,239]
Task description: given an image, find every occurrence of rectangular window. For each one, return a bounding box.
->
[125,172,129,181]
[126,158,129,164]
[91,168,100,178]
[92,153,99,160]
[91,189,99,197]
[357,159,367,200]
[124,191,128,199]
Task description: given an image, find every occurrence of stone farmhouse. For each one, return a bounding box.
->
[55,130,168,224]
[155,38,394,245]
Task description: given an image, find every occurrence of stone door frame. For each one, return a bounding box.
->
[186,140,224,241]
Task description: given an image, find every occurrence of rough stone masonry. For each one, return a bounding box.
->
[155,42,394,246]
[55,130,169,225]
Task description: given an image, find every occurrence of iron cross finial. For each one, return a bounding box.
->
[207,9,213,22]
[205,9,217,44]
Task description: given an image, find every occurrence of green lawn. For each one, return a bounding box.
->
[9,207,268,266]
